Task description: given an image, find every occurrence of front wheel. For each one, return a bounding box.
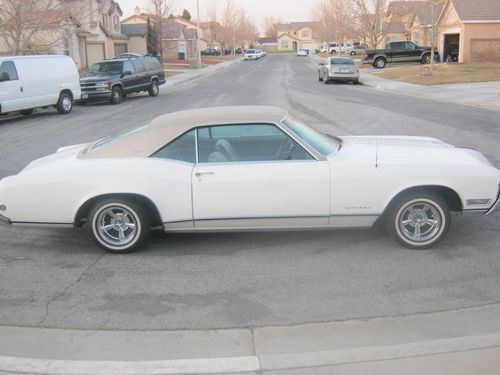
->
[56,92,73,114]
[421,53,431,64]
[110,86,123,105]
[148,80,159,97]
[88,199,150,253]
[387,192,450,249]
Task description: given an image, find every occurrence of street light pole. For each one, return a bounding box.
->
[196,0,202,68]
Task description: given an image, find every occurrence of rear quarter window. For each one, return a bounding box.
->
[132,60,145,73]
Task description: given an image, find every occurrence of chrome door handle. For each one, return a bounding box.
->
[195,172,214,177]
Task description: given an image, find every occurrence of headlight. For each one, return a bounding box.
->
[95,81,110,90]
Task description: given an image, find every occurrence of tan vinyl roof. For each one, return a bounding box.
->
[81,106,289,159]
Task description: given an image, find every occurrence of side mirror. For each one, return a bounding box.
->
[0,72,10,82]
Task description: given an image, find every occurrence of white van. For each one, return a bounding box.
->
[0,55,81,116]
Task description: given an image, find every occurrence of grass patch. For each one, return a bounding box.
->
[372,63,500,85]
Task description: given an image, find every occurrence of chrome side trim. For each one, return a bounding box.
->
[11,221,73,228]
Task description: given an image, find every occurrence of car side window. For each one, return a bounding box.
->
[151,130,196,163]
[132,60,145,73]
[122,61,135,74]
[0,61,18,81]
[391,42,403,50]
[406,42,417,50]
[197,123,314,163]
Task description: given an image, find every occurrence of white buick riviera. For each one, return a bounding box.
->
[0,107,498,253]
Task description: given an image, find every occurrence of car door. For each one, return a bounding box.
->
[388,42,406,62]
[0,60,24,113]
[120,60,137,92]
[404,42,421,61]
[131,59,148,89]
[192,123,331,229]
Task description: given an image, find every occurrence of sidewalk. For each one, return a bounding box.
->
[1,303,500,374]
[360,71,500,111]
[162,58,242,89]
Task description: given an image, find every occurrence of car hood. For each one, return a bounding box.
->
[334,135,493,167]
[80,74,116,82]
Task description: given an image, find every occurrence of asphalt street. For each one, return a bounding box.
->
[0,54,499,330]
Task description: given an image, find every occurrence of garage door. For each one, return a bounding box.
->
[87,43,105,66]
[114,43,128,56]
[470,38,500,63]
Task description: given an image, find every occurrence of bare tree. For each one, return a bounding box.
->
[0,0,88,55]
[206,0,219,48]
[263,17,282,38]
[349,0,413,48]
[313,0,352,44]
[146,0,176,56]
[235,9,257,48]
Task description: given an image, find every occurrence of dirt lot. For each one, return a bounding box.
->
[372,63,500,85]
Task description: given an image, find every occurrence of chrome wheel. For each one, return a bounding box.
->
[93,203,141,249]
[396,199,444,244]
[375,58,386,69]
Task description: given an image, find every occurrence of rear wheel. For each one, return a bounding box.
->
[110,86,123,105]
[352,79,359,85]
[374,57,386,69]
[323,73,329,84]
[56,92,73,114]
[318,72,323,81]
[88,199,150,253]
[148,80,159,97]
[387,191,450,249]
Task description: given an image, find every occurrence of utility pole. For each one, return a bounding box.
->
[196,0,202,68]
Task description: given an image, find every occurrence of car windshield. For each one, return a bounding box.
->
[89,61,123,75]
[283,116,340,156]
[247,50,255,53]
[88,123,149,152]
[330,58,354,65]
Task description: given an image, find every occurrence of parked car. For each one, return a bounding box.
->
[319,57,360,84]
[329,43,352,54]
[1,106,498,253]
[79,56,165,104]
[255,50,265,58]
[201,48,221,56]
[244,49,259,60]
[320,46,329,53]
[297,49,309,57]
[363,41,439,69]
[0,55,81,116]
[350,45,368,56]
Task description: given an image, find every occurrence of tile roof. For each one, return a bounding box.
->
[275,22,319,32]
[451,0,500,20]
[414,1,444,25]
[257,37,278,44]
[387,1,423,15]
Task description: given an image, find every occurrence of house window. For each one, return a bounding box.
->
[281,40,289,49]
[102,14,108,28]
[302,31,308,38]
[114,15,120,32]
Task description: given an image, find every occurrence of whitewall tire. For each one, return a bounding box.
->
[88,199,150,253]
[387,192,450,249]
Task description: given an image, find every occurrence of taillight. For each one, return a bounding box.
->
[364,52,368,59]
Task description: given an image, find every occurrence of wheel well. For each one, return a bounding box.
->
[59,89,73,100]
[74,193,162,228]
[385,186,463,215]
[374,56,386,61]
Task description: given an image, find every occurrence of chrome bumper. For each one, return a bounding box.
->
[0,213,12,226]
[485,188,500,216]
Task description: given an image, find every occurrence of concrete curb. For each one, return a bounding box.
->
[164,59,242,89]
[2,303,500,374]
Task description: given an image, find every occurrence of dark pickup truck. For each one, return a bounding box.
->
[363,41,439,69]
[80,55,166,104]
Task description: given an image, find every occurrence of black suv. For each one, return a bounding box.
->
[80,56,166,104]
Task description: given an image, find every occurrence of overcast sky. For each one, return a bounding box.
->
[119,0,315,31]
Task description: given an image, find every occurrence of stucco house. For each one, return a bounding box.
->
[436,0,500,63]
[255,37,278,53]
[408,1,444,47]
[276,22,321,52]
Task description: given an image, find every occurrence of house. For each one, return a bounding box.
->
[199,21,221,51]
[275,22,321,52]
[436,0,500,63]
[255,37,278,53]
[122,7,199,59]
[381,1,423,46]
